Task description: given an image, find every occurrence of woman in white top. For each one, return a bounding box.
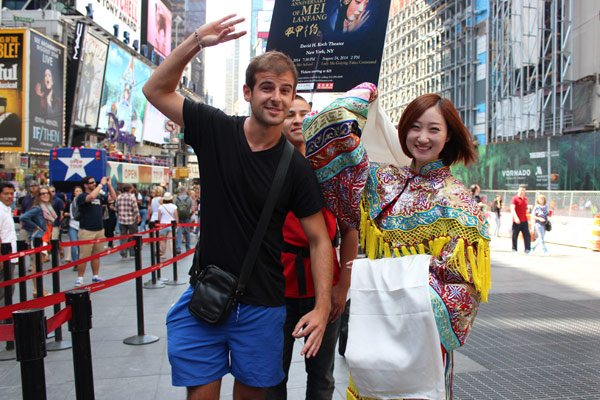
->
[149,185,164,222]
[158,192,178,259]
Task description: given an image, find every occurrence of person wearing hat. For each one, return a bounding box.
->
[158,191,178,259]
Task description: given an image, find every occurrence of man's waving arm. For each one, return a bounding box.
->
[143,14,246,127]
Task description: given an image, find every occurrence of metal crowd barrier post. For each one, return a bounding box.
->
[17,240,27,302]
[165,220,186,286]
[144,222,164,289]
[14,308,47,400]
[47,240,72,352]
[0,243,16,361]
[66,289,95,400]
[124,235,159,346]
[33,237,44,299]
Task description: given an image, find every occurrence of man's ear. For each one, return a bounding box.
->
[243,84,252,102]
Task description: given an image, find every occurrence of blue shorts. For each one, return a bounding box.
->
[166,285,286,388]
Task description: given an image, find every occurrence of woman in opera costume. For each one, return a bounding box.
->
[302,83,491,400]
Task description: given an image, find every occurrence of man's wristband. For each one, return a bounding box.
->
[97,184,103,190]
[194,30,203,52]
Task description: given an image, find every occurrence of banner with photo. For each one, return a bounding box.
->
[267,0,391,93]
[98,42,153,146]
[0,29,26,152]
[142,101,170,144]
[146,0,172,58]
[28,30,65,153]
[72,29,109,128]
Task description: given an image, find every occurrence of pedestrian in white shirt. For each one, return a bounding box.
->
[0,182,17,306]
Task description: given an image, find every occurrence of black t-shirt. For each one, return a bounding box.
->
[183,99,324,307]
[76,192,108,231]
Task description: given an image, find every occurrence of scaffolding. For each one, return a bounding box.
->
[379,1,480,128]
[489,0,573,142]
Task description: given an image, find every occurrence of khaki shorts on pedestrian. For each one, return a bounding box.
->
[78,229,105,261]
[52,226,61,240]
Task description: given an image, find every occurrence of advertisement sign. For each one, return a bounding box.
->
[267,0,391,93]
[142,101,170,144]
[72,28,109,129]
[49,147,107,183]
[146,0,172,58]
[107,161,168,185]
[75,0,141,46]
[28,30,65,153]
[452,131,600,191]
[0,29,25,151]
[98,42,153,144]
[257,10,272,39]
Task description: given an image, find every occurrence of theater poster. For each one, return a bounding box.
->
[28,30,65,153]
[0,29,25,152]
[72,27,109,129]
[267,0,391,93]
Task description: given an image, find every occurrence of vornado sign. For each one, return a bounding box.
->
[501,169,531,177]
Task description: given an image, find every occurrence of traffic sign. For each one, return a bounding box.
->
[162,144,179,150]
[165,120,178,132]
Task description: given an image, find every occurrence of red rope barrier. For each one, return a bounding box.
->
[0,247,195,320]
[176,223,200,228]
[0,244,52,264]
[46,306,72,335]
[0,324,13,341]
[0,241,135,289]
[59,225,165,248]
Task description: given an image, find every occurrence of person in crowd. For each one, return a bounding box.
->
[49,186,64,245]
[104,196,117,249]
[0,182,17,306]
[143,15,332,399]
[65,186,83,268]
[265,96,358,400]
[490,194,502,237]
[149,186,164,223]
[174,186,193,254]
[511,184,531,253]
[531,194,550,254]
[115,183,141,260]
[158,192,178,259]
[302,86,491,400]
[75,176,116,287]
[138,189,150,232]
[19,185,57,297]
[18,180,39,243]
[470,183,485,211]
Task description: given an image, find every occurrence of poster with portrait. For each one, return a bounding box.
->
[98,42,153,147]
[142,101,170,144]
[72,30,109,128]
[267,0,391,93]
[28,30,65,153]
[146,0,172,58]
[0,29,25,152]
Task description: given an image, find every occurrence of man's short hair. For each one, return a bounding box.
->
[0,182,15,192]
[122,183,132,192]
[178,186,187,194]
[81,176,94,185]
[518,184,527,189]
[294,94,312,109]
[246,51,298,91]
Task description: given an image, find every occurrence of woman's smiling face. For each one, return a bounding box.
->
[405,105,449,171]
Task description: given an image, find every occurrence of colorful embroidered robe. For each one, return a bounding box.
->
[302,83,491,400]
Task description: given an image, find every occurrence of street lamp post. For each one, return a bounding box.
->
[174,16,183,47]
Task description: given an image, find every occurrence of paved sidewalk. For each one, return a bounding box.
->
[0,235,598,399]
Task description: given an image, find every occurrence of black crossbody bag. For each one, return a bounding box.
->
[188,142,294,324]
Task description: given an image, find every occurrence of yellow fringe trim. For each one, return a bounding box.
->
[360,216,491,302]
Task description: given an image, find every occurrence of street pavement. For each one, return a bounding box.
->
[0,234,599,399]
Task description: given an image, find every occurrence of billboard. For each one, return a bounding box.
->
[257,10,272,39]
[267,0,391,93]
[28,30,65,153]
[98,42,153,146]
[142,101,170,144]
[183,0,206,38]
[146,0,172,58]
[72,27,109,129]
[0,29,25,152]
[75,0,141,47]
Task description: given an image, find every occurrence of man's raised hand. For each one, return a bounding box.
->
[196,14,247,48]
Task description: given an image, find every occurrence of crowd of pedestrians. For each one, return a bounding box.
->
[0,176,201,296]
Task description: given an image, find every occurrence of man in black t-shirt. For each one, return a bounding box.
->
[75,176,116,288]
[144,15,333,400]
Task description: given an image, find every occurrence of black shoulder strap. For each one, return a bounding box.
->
[237,141,294,295]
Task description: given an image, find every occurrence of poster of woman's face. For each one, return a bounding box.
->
[147,0,172,58]
[29,31,65,153]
